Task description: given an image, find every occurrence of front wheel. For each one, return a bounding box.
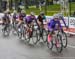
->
[32,30,39,44]
[47,34,53,50]
[62,32,68,48]
[42,30,48,43]
[55,34,63,53]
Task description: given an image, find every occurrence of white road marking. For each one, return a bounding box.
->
[68,45,75,48]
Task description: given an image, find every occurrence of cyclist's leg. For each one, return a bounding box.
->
[4,23,8,31]
[39,22,43,36]
[28,22,33,37]
[48,27,54,42]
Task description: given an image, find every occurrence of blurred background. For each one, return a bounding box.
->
[0,0,75,16]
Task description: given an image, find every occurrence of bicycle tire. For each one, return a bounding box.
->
[55,34,63,53]
[3,26,10,37]
[38,28,46,43]
[47,34,53,50]
[62,32,68,48]
[18,32,22,39]
[32,30,39,44]
[42,30,48,43]
[24,30,30,43]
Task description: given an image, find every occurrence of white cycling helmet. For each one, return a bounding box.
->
[30,12,35,16]
[21,10,25,13]
[57,13,63,18]
[13,10,17,13]
[53,14,59,19]
[4,11,7,14]
[6,9,10,12]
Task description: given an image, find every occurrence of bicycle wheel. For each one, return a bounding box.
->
[42,30,48,43]
[18,32,22,39]
[12,23,17,35]
[34,29,40,43]
[38,28,46,43]
[24,30,30,43]
[32,30,39,44]
[17,28,22,39]
[47,34,53,50]
[3,26,10,37]
[62,32,68,48]
[6,27,10,36]
[55,34,63,53]
[25,36,30,43]
[18,24,24,40]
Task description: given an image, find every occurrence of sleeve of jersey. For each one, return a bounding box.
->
[48,20,54,29]
[43,16,46,19]
[37,15,40,20]
[62,17,67,27]
[48,20,55,31]
[58,21,62,30]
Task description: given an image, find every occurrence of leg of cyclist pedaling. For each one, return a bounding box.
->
[39,22,43,36]
[48,30,53,43]
[29,23,33,37]
[4,24,7,31]
[26,24,31,37]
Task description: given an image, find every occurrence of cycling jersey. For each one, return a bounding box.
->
[2,14,10,25]
[13,13,17,19]
[37,15,46,22]
[60,16,67,27]
[19,13,26,20]
[48,19,62,31]
[25,15,36,23]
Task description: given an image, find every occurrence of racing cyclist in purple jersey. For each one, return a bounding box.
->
[12,11,18,23]
[25,12,37,27]
[24,12,37,37]
[17,10,26,28]
[47,14,68,42]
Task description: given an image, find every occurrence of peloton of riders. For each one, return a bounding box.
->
[2,9,68,37]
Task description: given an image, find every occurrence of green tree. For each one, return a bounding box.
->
[0,0,2,12]
[14,0,18,10]
[25,0,29,9]
[9,0,13,10]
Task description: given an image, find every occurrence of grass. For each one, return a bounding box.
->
[25,4,60,16]
[11,2,75,16]
[70,2,75,14]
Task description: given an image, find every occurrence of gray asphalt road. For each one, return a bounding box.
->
[0,26,75,59]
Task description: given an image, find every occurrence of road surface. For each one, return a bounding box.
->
[0,26,75,59]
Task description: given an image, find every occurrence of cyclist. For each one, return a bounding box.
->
[2,11,10,31]
[12,10,18,28]
[12,10,17,20]
[37,12,46,36]
[37,12,46,27]
[47,14,67,42]
[17,10,26,28]
[25,12,36,37]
